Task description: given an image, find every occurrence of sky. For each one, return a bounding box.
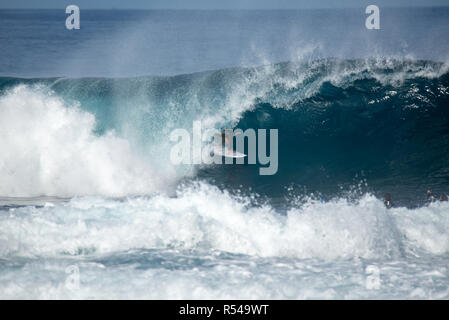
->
[0,0,448,9]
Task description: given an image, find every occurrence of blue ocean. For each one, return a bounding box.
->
[1,8,449,299]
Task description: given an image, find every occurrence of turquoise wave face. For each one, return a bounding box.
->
[0,58,448,204]
[206,71,449,207]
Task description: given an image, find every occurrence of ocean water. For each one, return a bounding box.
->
[1,8,449,299]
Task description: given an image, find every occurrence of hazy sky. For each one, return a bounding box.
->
[0,0,448,9]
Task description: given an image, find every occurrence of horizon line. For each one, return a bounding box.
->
[1,6,449,10]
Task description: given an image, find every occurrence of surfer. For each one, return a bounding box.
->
[212,130,231,154]
[384,193,393,209]
[220,129,242,154]
[212,129,246,159]
[427,190,436,202]
[221,130,231,149]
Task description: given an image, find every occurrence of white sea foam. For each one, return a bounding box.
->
[1,182,448,260]
[1,255,448,299]
[1,182,449,299]
[0,85,175,197]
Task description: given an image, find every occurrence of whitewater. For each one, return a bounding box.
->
[1,184,449,299]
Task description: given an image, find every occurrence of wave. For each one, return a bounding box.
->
[0,58,448,201]
[2,182,449,261]
[4,183,449,300]
[0,85,173,196]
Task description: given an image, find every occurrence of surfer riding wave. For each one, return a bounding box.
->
[213,129,245,158]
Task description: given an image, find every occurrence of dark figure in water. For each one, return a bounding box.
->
[384,193,393,209]
[439,194,448,201]
[427,190,436,202]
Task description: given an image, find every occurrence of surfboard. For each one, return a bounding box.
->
[213,146,246,158]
